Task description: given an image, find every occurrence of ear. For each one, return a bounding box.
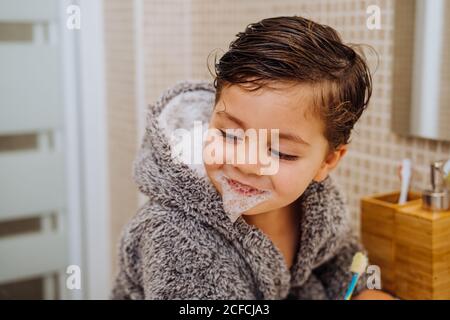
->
[313,144,348,182]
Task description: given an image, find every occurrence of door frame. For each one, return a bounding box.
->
[61,0,110,299]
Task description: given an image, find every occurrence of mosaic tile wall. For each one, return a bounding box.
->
[103,0,139,277]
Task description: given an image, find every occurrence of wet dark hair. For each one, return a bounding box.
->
[209,16,374,154]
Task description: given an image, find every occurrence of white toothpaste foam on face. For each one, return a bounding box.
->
[214,171,273,223]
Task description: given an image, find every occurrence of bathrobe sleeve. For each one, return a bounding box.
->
[110,224,147,300]
[145,221,261,299]
[111,216,256,300]
[313,236,370,300]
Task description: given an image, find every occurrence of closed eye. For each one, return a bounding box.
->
[269,148,299,161]
[218,129,243,143]
[219,129,299,161]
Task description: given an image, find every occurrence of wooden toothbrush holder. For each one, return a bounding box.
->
[360,190,450,299]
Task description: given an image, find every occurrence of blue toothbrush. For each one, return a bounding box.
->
[344,252,368,300]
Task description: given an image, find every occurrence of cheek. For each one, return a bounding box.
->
[204,162,221,176]
[202,130,225,171]
[271,160,319,199]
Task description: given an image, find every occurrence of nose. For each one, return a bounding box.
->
[227,135,262,176]
[234,161,261,177]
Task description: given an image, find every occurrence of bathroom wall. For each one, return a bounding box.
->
[104,0,450,275]
[103,0,139,279]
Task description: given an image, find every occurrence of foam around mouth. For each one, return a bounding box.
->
[224,177,266,195]
[214,172,273,223]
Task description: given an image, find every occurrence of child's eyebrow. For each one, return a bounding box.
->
[216,110,310,147]
[279,132,310,147]
[216,110,247,128]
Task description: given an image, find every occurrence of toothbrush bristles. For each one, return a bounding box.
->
[350,252,368,274]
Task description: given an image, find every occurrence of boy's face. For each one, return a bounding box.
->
[203,81,346,216]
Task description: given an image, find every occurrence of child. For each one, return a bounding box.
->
[111,16,392,300]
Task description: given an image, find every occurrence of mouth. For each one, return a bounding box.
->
[224,176,267,196]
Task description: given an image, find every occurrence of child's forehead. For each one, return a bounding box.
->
[219,81,320,121]
[215,82,325,136]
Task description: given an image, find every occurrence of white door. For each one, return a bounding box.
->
[0,0,110,299]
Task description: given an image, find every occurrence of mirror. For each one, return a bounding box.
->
[391,0,450,142]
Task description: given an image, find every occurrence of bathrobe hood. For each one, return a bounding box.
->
[113,80,367,300]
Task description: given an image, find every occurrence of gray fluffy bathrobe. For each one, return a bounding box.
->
[110,80,368,300]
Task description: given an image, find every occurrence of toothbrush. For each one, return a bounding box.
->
[398,159,412,205]
[343,252,368,300]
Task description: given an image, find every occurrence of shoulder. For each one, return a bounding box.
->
[119,202,218,267]
[117,203,254,299]
[297,175,354,268]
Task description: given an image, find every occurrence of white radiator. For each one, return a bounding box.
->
[0,0,69,299]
